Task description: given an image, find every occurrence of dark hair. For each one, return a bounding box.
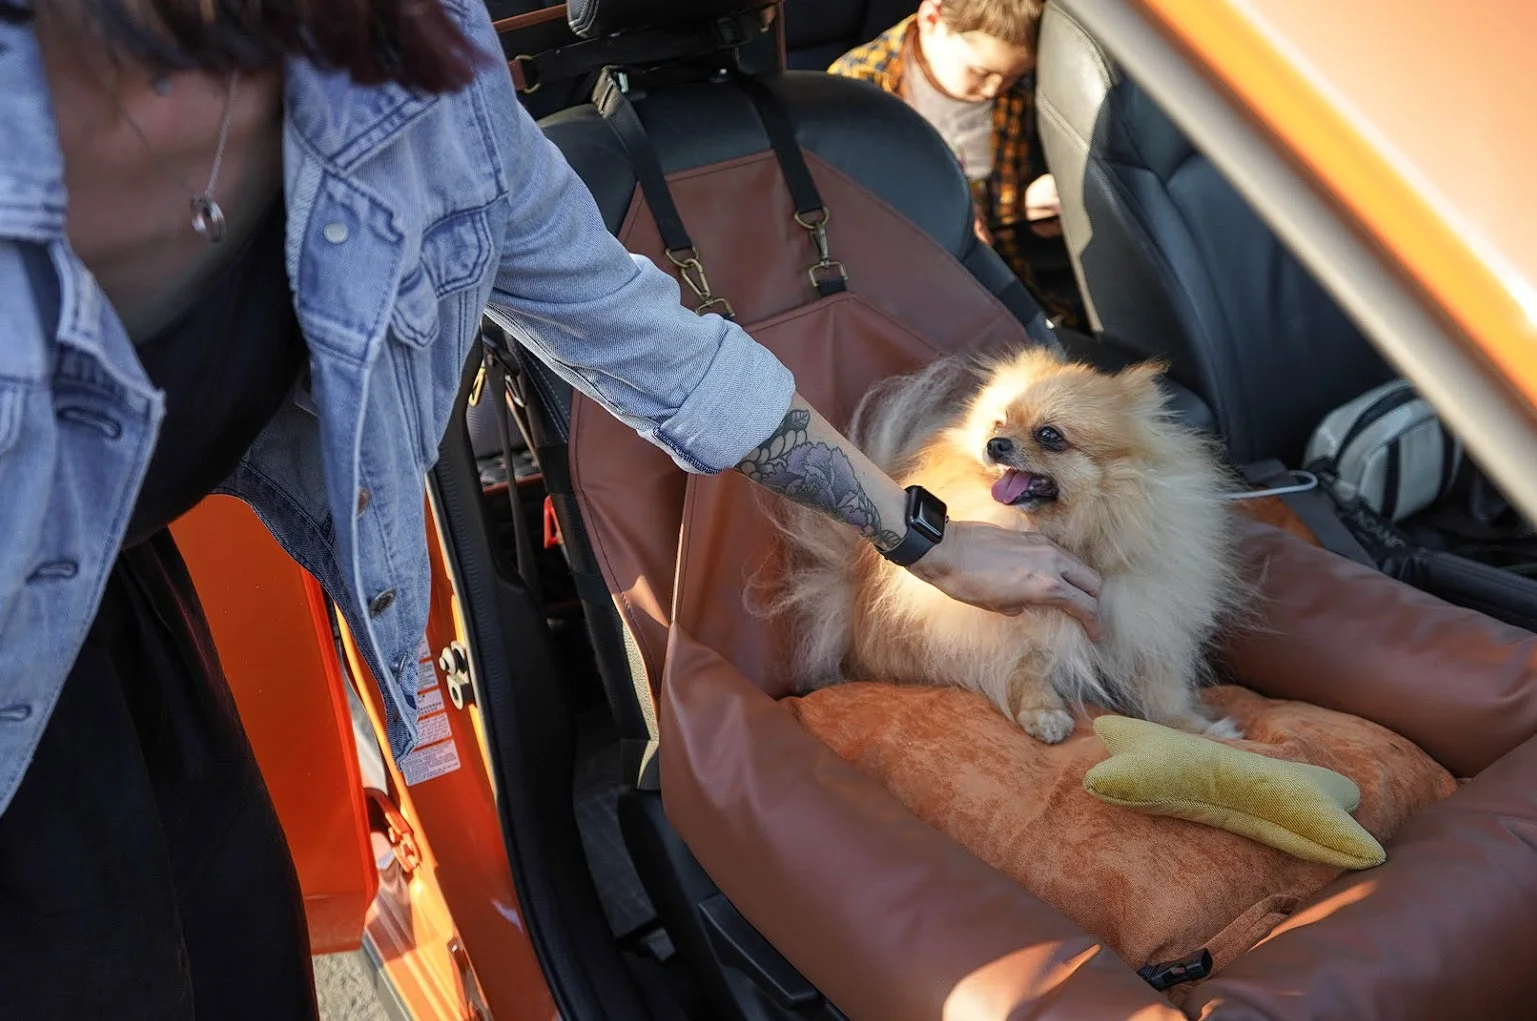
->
[3,0,485,94]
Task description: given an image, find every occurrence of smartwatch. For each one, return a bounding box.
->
[880,485,948,567]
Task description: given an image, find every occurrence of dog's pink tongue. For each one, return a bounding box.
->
[991,469,1032,505]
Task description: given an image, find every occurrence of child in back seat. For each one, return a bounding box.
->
[829,0,1085,328]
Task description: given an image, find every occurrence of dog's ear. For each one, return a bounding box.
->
[1117,358,1170,383]
[1116,360,1174,415]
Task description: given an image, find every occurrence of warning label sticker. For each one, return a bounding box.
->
[415,710,452,747]
[415,640,439,693]
[400,636,463,788]
[416,685,444,717]
[401,739,461,787]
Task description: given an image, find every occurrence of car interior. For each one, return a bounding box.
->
[416,0,1537,1017]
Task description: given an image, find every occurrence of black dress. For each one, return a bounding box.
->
[0,201,323,1020]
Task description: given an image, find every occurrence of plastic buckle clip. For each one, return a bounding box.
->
[1137,949,1212,992]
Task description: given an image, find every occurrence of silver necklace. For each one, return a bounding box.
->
[105,70,241,244]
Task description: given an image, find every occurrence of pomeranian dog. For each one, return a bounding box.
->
[768,347,1247,744]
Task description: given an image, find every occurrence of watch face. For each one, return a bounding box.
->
[909,488,948,542]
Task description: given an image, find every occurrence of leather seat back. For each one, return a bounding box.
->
[497,24,1056,774]
[1034,2,1394,465]
[781,0,918,69]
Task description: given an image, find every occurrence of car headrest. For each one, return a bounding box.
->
[1037,7,1193,178]
[569,0,776,39]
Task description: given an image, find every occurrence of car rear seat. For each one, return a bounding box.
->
[779,0,917,69]
[488,2,1537,1018]
[1034,2,1395,467]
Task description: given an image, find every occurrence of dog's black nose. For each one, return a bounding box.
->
[986,437,1015,461]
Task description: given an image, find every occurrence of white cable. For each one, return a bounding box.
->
[1224,470,1320,502]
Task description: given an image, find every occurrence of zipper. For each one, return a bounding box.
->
[1334,382,1419,463]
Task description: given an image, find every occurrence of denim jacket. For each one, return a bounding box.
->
[0,0,795,818]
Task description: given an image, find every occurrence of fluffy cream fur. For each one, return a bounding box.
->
[769,347,1248,743]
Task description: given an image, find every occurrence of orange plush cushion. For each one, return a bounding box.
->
[782,684,1455,975]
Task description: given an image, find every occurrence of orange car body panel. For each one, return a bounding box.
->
[337,500,558,1021]
[1133,0,1537,413]
[175,493,557,1019]
[170,495,377,955]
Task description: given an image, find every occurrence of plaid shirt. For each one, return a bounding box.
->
[830,17,1080,326]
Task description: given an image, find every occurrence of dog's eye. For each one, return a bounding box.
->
[1034,425,1068,451]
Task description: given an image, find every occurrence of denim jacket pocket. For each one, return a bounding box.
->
[295,173,406,360]
[389,265,441,349]
[389,207,494,349]
[420,206,494,298]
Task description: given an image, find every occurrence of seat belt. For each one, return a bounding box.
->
[1240,459,1375,565]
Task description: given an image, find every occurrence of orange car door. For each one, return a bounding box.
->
[171,495,377,954]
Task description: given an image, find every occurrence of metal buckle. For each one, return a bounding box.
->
[593,69,630,111]
[468,362,488,407]
[694,295,736,319]
[795,206,848,290]
[807,261,850,291]
[510,55,541,94]
[666,246,734,318]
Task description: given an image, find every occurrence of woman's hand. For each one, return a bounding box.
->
[735,394,1102,639]
[910,520,1102,640]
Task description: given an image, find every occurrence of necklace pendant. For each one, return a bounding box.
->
[190,195,227,244]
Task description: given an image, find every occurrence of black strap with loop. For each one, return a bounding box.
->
[511,11,763,95]
[595,68,736,320]
[594,66,851,315]
[731,72,849,297]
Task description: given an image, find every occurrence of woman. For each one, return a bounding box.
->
[0,0,1101,1015]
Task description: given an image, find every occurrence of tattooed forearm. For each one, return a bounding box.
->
[735,407,905,550]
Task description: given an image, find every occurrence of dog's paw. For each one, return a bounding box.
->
[1018,707,1076,744]
[1202,716,1244,741]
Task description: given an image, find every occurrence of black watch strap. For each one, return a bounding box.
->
[881,485,948,567]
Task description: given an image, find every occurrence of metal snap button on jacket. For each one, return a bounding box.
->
[368,589,396,617]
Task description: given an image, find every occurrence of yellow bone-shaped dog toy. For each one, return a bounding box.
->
[1084,715,1386,869]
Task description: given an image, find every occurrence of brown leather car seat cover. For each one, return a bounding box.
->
[1222,524,1537,778]
[569,146,1181,1017]
[1184,732,1537,1020]
[569,150,1035,689]
[782,682,1454,976]
[569,148,1537,1018]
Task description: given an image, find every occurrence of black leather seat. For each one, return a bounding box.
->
[1034,1,1394,466]
[780,0,918,69]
